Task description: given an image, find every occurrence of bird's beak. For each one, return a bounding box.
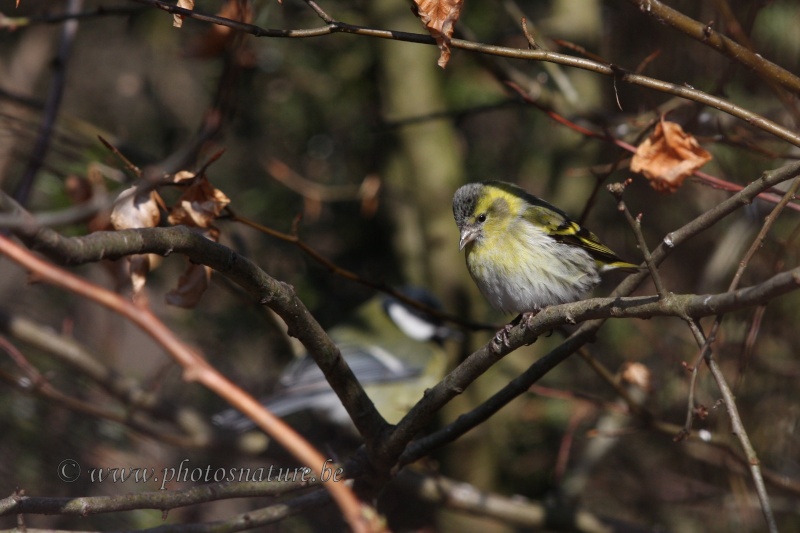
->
[459,227,479,250]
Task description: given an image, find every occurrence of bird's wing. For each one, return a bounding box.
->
[213,342,425,430]
[279,343,421,391]
[264,344,421,418]
[522,204,626,265]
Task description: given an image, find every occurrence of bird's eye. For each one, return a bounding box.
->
[477,213,487,223]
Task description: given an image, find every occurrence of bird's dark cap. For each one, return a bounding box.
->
[452,182,484,228]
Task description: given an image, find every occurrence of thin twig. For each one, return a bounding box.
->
[301,0,335,24]
[0,5,143,29]
[0,308,201,426]
[575,347,650,419]
[14,0,83,205]
[499,0,578,103]
[0,367,201,449]
[227,209,495,331]
[679,174,800,529]
[504,81,800,212]
[684,319,778,533]
[399,470,611,532]
[608,181,668,297]
[129,0,800,147]
[730,177,800,290]
[623,0,800,96]
[578,116,658,224]
[519,17,538,49]
[98,135,142,177]
[0,193,111,229]
[737,304,766,387]
[685,175,800,431]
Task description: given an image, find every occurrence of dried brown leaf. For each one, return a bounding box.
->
[129,255,151,301]
[110,186,162,299]
[359,175,381,218]
[174,0,194,28]
[65,174,93,205]
[168,175,230,229]
[183,0,254,58]
[412,0,464,68]
[165,174,229,308]
[166,263,211,308]
[110,186,161,230]
[171,170,196,184]
[630,118,712,193]
[65,164,115,233]
[620,362,651,391]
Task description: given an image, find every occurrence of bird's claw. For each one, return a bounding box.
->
[521,310,539,329]
[520,310,542,345]
[493,310,542,351]
[491,323,514,352]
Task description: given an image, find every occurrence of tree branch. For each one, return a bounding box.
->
[623,0,800,96]
[0,233,375,533]
[127,0,800,147]
[1,480,312,517]
[394,160,800,465]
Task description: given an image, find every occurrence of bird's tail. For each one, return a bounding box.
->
[601,261,643,273]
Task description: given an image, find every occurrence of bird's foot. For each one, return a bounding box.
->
[521,310,540,329]
[492,310,544,351]
[491,323,515,352]
[520,310,541,345]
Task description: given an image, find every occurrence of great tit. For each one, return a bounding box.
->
[213,288,453,434]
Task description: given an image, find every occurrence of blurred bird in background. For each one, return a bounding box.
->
[213,288,454,439]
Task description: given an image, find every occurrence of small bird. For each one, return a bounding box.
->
[213,289,452,434]
[452,181,638,316]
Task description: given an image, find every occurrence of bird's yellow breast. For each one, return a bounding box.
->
[463,193,601,311]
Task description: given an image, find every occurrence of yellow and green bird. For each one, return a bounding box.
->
[453,180,638,314]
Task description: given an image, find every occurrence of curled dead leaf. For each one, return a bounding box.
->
[166,262,211,308]
[412,0,464,68]
[168,175,231,229]
[129,255,151,302]
[630,118,712,193]
[110,186,164,300]
[110,186,162,231]
[165,173,230,307]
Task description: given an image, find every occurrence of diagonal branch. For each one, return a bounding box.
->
[0,480,314,516]
[0,234,375,533]
[392,160,800,466]
[623,0,800,96]
[0,191,390,451]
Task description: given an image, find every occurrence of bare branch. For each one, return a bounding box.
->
[13,0,83,205]
[0,480,312,517]
[397,160,800,465]
[623,0,800,96]
[128,0,800,147]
